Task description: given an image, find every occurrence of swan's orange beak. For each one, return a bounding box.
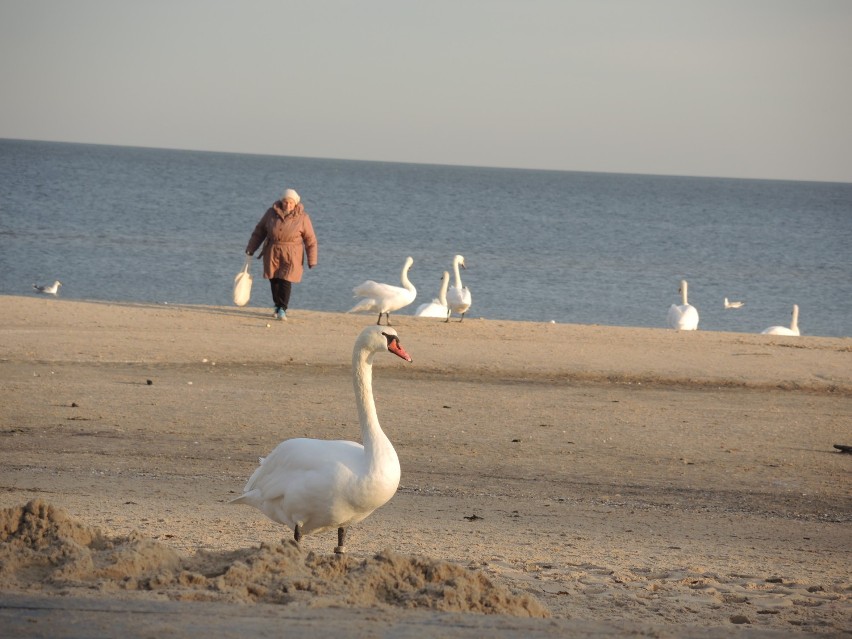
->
[387,338,412,362]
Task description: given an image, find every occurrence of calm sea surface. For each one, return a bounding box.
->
[1,139,850,337]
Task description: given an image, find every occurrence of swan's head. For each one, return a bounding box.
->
[454,255,466,269]
[356,326,412,362]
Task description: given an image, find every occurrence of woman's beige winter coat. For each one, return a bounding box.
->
[246,203,318,282]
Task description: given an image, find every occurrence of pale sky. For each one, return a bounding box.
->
[2,0,851,182]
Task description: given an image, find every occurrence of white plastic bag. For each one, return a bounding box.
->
[233,255,253,306]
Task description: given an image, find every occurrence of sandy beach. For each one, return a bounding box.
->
[1,295,850,637]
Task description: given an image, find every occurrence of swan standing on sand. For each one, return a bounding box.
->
[348,256,416,326]
[231,325,412,554]
[761,304,800,336]
[667,279,699,330]
[33,281,62,295]
[724,297,745,309]
[414,271,450,318]
[446,254,472,322]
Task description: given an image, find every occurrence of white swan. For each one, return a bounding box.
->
[667,279,699,330]
[33,280,62,295]
[761,304,800,336]
[231,325,412,553]
[724,297,745,309]
[414,271,450,318]
[348,256,417,325]
[446,254,472,322]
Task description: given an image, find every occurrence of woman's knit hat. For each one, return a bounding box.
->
[282,189,300,205]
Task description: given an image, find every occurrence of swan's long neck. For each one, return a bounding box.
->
[790,305,799,331]
[352,348,387,463]
[401,260,415,294]
[453,258,464,289]
[438,272,450,306]
[680,280,689,306]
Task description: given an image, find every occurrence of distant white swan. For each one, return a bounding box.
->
[724,297,745,309]
[414,271,450,318]
[667,279,699,330]
[348,256,417,325]
[33,280,62,295]
[761,304,800,336]
[446,254,472,322]
[231,325,412,553]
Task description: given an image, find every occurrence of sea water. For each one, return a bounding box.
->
[1,139,850,337]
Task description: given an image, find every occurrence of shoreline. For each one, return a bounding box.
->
[2,296,850,392]
[1,295,850,636]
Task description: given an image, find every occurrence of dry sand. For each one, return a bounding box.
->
[0,295,850,637]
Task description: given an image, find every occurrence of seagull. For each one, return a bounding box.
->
[724,297,745,309]
[33,281,62,295]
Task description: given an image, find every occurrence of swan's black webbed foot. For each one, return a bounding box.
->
[334,527,347,554]
[294,523,303,543]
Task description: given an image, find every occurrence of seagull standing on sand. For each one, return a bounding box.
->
[33,281,62,295]
[724,297,745,309]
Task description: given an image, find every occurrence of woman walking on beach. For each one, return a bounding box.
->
[246,188,318,320]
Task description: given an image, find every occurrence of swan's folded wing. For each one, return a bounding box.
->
[353,281,405,298]
[446,287,462,306]
[414,300,449,318]
[682,306,699,329]
[762,326,796,335]
[447,286,471,311]
[666,304,682,328]
[241,438,364,499]
[668,304,698,330]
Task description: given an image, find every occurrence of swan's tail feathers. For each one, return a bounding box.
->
[348,298,376,313]
[229,493,252,506]
[229,488,265,507]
